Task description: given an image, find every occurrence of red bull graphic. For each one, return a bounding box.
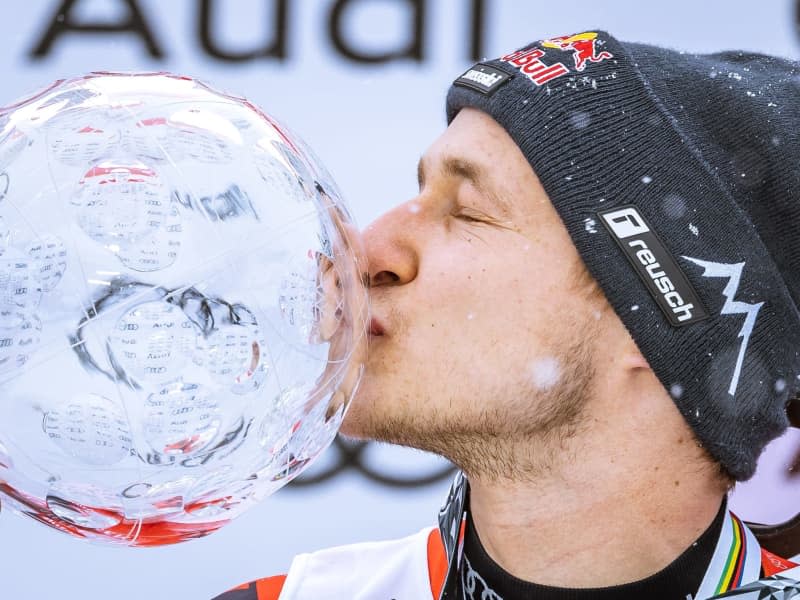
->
[500,32,613,87]
[542,32,614,72]
[501,47,570,86]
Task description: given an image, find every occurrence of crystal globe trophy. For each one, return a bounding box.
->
[0,72,368,545]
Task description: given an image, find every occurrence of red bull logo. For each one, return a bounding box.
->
[541,32,614,72]
[500,47,570,86]
[500,31,613,87]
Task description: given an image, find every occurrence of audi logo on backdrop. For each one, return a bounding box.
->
[25,0,800,65]
[29,0,488,64]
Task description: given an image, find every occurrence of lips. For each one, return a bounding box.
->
[369,318,385,337]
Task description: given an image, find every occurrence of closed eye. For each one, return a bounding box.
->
[454,206,494,224]
[456,213,484,224]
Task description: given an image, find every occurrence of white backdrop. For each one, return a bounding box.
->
[0,1,799,598]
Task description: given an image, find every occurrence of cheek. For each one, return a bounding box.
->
[411,277,542,369]
[396,239,582,357]
[437,251,556,326]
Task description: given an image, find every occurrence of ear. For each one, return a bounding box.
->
[600,311,655,376]
[609,324,653,372]
[620,345,651,372]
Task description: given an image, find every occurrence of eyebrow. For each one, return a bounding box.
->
[417,155,513,218]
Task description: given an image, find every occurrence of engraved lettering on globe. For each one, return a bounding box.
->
[192,311,264,391]
[108,300,197,386]
[125,109,238,164]
[0,247,42,326]
[43,394,133,467]
[0,315,41,375]
[0,72,367,545]
[49,116,121,166]
[70,158,182,273]
[142,382,222,458]
[27,234,67,292]
[72,160,167,244]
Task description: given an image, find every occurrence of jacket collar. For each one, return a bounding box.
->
[436,472,764,600]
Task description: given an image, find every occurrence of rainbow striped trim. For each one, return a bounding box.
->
[713,514,748,594]
[695,510,762,600]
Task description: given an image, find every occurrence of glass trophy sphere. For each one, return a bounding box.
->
[0,72,368,546]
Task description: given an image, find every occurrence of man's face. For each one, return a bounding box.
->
[341,108,605,474]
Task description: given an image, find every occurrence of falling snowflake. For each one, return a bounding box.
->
[689,223,699,236]
[663,194,687,219]
[569,111,591,129]
[584,218,597,233]
[531,357,561,390]
[631,305,639,311]
[641,175,653,184]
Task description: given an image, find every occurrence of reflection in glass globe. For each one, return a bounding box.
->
[0,73,368,546]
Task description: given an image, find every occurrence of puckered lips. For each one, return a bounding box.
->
[369,317,385,337]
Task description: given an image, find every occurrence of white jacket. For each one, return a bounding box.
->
[273,511,799,600]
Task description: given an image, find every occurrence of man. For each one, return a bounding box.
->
[216,31,800,599]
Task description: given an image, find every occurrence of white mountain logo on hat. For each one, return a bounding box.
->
[681,257,764,397]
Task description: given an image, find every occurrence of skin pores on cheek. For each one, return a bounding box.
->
[343,109,601,477]
[347,223,596,457]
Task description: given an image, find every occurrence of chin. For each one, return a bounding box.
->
[338,411,368,439]
[338,388,375,439]
[338,377,405,442]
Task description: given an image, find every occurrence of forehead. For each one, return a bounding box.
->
[424,108,516,166]
[420,108,547,216]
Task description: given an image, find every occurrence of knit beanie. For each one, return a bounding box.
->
[446,31,800,481]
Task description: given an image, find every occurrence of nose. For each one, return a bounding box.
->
[362,202,421,288]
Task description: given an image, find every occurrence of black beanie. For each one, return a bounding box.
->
[446,31,800,481]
